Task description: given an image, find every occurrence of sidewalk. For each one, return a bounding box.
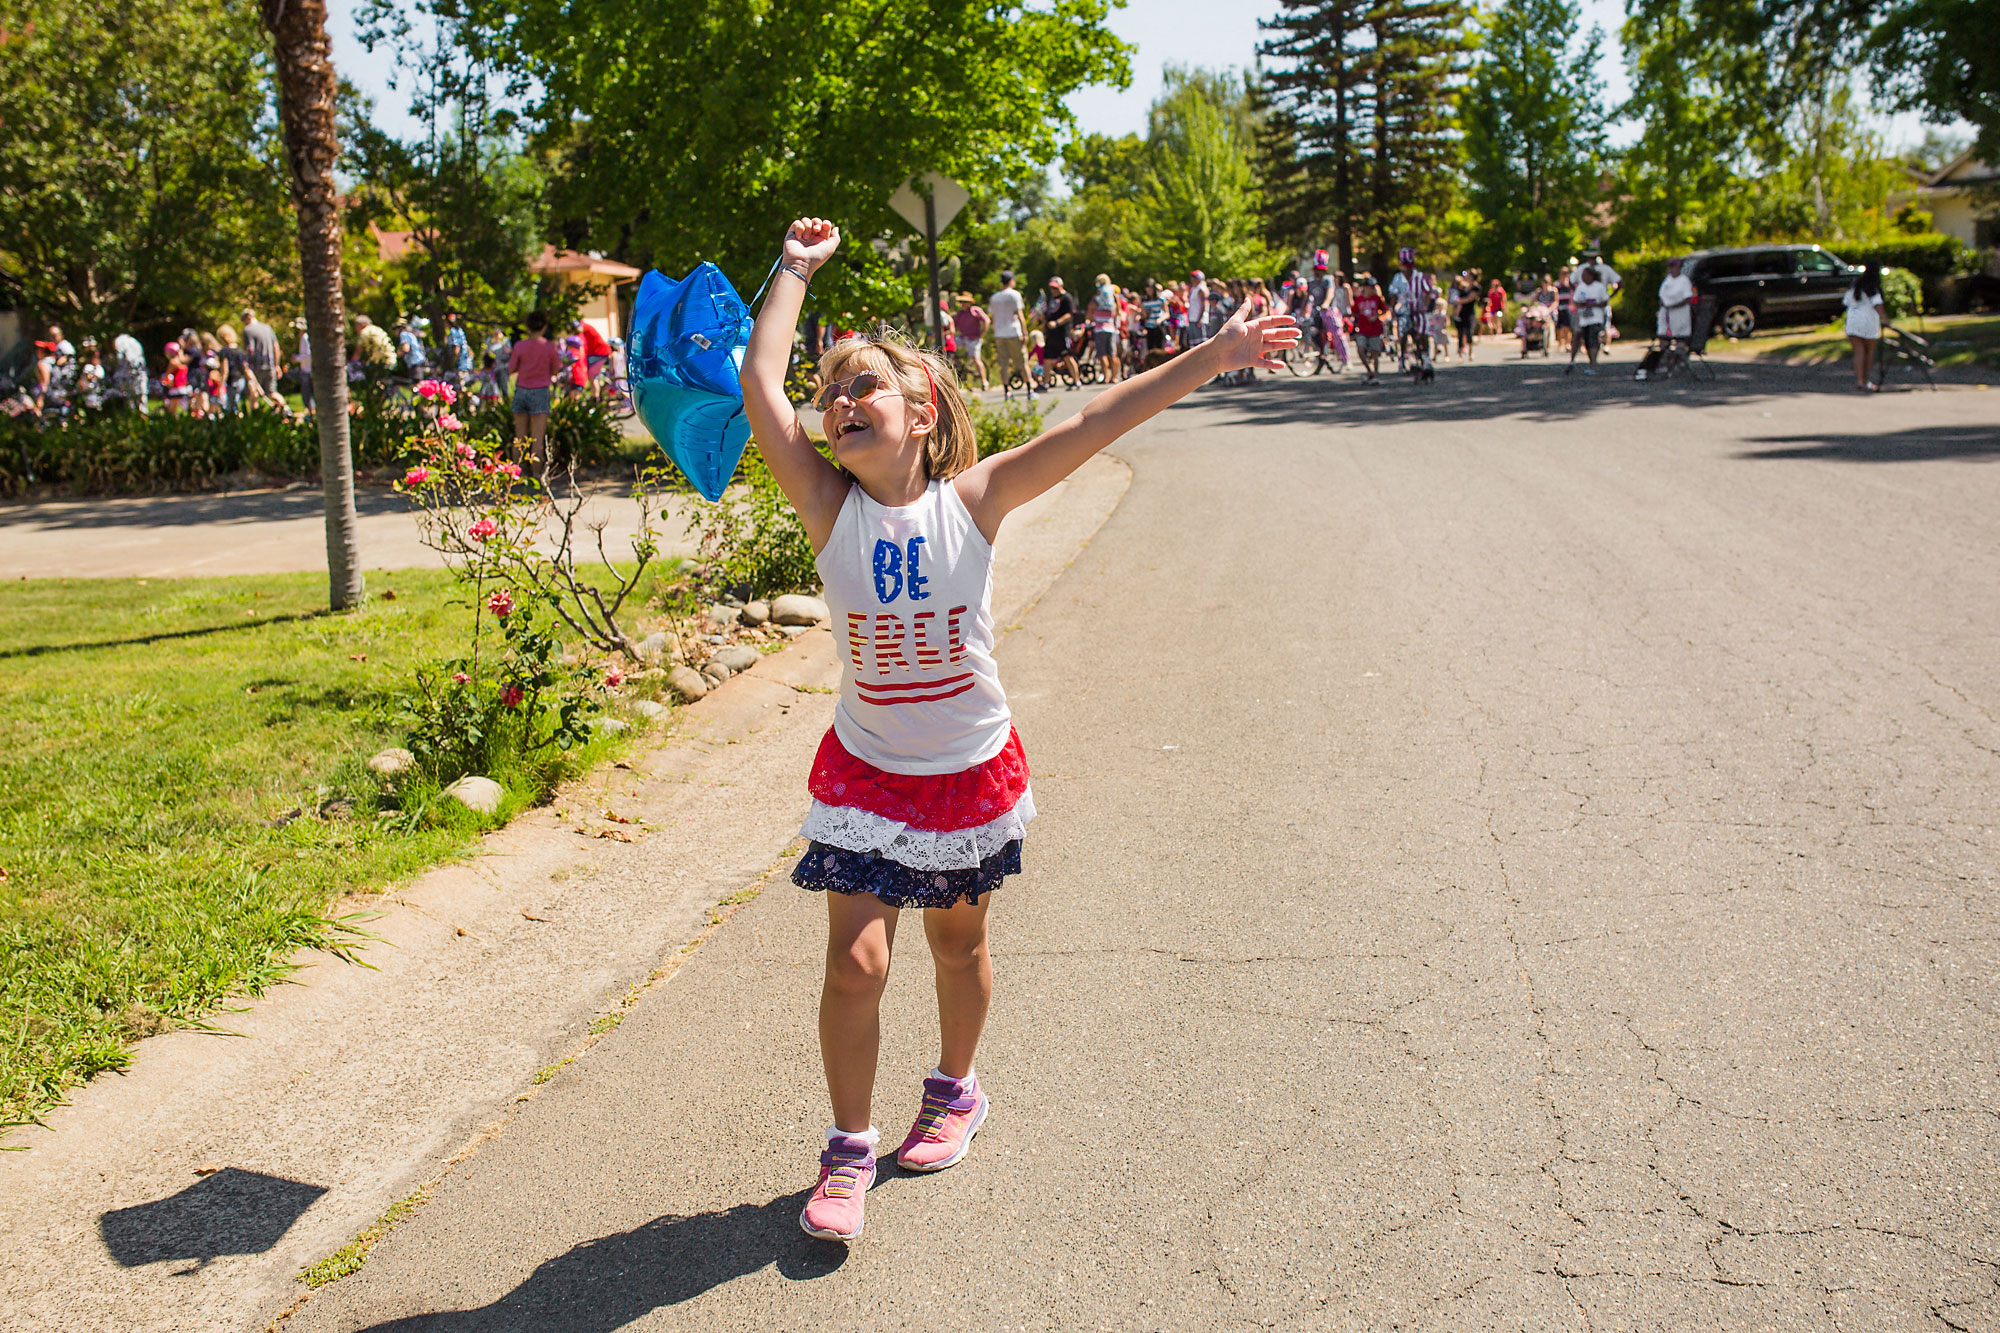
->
[0,455,1129,1333]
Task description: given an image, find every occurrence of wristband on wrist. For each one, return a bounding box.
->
[780,263,812,286]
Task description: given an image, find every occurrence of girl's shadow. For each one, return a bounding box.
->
[356,1183,882,1330]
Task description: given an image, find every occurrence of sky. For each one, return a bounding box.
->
[329,0,1943,164]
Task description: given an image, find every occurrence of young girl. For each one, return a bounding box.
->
[740,218,1296,1244]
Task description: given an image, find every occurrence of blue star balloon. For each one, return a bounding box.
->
[626,263,755,501]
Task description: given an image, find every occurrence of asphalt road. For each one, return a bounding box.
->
[286,357,1999,1331]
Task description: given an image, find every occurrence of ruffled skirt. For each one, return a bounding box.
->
[793,726,1032,908]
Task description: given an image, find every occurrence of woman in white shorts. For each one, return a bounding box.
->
[1842,263,1885,391]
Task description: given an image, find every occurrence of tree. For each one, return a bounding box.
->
[1868,0,2000,162]
[1135,68,1276,278]
[466,0,1129,320]
[261,0,362,612]
[1257,0,1474,275]
[346,0,547,328]
[0,0,294,336]
[1462,0,1607,274]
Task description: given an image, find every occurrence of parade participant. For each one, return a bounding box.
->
[739,217,1299,1246]
[1843,262,1886,391]
[111,330,149,413]
[1351,273,1388,384]
[1036,276,1079,387]
[1388,249,1436,370]
[988,272,1027,400]
[952,294,991,391]
[1656,257,1696,348]
[241,307,281,397]
[293,318,315,412]
[1568,264,1611,374]
[506,311,565,469]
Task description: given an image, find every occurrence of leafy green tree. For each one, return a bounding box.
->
[1868,0,2000,162]
[1461,0,1607,274]
[465,0,1129,319]
[347,0,548,329]
[1365,0,1476,271]
[1133,68,1276,278]
[0,0,294,336]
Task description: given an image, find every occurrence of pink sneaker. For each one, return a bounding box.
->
[896,1073,989,1172]
[799,1135,877,1242]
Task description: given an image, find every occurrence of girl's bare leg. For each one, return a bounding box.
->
[924,897,993,1080]
[1852,337,1867,388]
[821,891,900,1132]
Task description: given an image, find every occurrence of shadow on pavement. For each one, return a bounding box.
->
[0,486,414,531]
[1175,354,1868,432]
[349,1190,855,1330]
[98,1168,327,1272]
[1736,424,2000,463]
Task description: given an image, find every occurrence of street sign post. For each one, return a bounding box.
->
[888,172,969,352]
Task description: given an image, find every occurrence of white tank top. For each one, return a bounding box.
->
[817,479,1011,775]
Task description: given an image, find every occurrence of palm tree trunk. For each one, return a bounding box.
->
[261,0,363,611]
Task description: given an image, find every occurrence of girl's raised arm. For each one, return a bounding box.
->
[955,301,1298,537]
[741,219,850,549]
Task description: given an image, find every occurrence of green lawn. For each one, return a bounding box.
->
[0,569,653,1132]
[1733,312,2000,372]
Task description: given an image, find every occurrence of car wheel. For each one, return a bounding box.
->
[1721,303,1757,339]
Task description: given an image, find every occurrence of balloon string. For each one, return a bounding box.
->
[748,254,785,312]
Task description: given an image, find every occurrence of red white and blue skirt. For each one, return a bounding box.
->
[792,726,1034,909]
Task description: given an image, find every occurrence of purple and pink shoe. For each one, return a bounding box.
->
[799,1134,877,1242]
[895,1072,989,1172]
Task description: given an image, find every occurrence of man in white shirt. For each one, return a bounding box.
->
[1186,270,1208,345]
[988,271,1027,400]
[111,332,148,413]
[1656,257,1696,344]
[1568,265,1611,374]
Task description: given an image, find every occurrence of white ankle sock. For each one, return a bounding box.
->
[825,1124,880,1148]
[931,1066,975,1087]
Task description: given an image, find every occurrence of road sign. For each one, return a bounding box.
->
[888,173,969,236]
[889,173,970,352]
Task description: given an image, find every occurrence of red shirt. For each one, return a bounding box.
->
[1351,292,1386,337]
[507,336,565,390]
[579,323,612,358]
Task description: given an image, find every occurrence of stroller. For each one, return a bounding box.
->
[1516,301,1553,357]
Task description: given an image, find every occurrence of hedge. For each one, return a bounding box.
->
[0,393,636,498]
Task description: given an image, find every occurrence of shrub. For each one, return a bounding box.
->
[687,451,819,598]
[1829,234,1978,283]
[969,397,1046,458]
[0,407,316,497]
[1879,267,1924,319]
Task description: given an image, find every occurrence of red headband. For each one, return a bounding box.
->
[920,361,937,414]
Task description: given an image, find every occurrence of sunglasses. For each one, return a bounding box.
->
[813,370,902,413]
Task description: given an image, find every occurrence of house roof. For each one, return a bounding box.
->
[529,246,642,280]
[1926,148,1997,189]
[368,228,641,281]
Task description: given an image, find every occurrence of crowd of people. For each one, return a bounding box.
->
[907,245,1665,396]
[7,308,629,431]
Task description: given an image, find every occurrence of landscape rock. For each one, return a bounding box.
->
[443,775,504,815]
[701,661,733,683]
[771,594,829,626]
[634,632,672,664]
[633,700,669,719]
[712,645,761,673]
[740,600,770,627]
[706,604,740,628]
[590,717,630,734]
[666,666,709,701]
[777,624,809,638]
[367,747,415,780]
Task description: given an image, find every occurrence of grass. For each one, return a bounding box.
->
[298,1183,434,1288]
[0,567,664,1134]
[1731,312,2000,372]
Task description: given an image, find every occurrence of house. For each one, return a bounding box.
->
[369,226,643,340]
[1908,150,1999,273]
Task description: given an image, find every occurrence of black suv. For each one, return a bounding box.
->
[1682,244,1858,339]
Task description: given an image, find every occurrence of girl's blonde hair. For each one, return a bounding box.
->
[818,329,977,480]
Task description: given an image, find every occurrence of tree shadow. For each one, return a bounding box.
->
[0,610,330,659]
[98,1167,327,1273]
[1735,424,2000,463]
[350,1189,855,1331]
[0,486,415,531]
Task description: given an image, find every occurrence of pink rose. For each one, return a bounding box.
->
[499,461,522,479]
[603,668,624,688]
[438,412,463,433]
[451,671,469,684]
[487,589,515,618]
[480,457,498,475]
[499,684,523,708]
[455,441,476,460]
[403,467,430,486]
[467,518,497,542]
[417,379,441,399]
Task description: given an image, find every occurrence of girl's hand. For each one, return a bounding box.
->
[784,218,841,275]
[1208,301,1302,372]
